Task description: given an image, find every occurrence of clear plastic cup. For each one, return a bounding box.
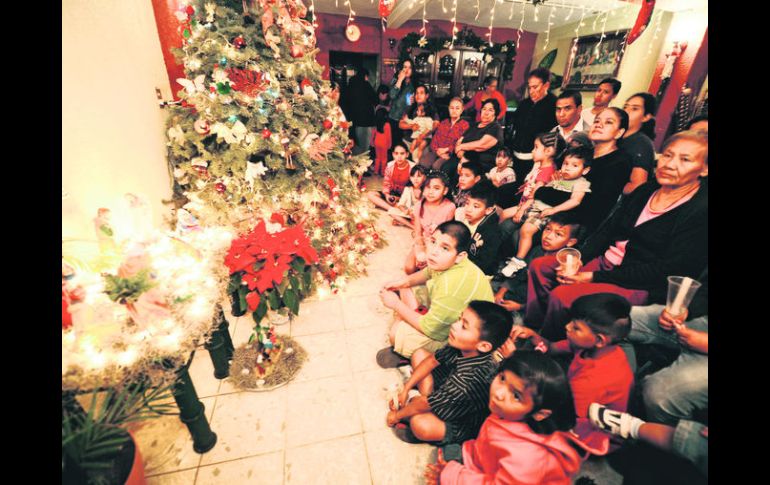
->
[556,248,581,276]
[665,276,702,319]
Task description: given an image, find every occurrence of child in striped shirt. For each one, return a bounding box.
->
[386,301,513,445]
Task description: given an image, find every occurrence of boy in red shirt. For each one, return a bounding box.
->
[506,293,633,453]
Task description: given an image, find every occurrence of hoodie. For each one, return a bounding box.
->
[441,416,600,485]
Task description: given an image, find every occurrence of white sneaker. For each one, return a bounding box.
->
[588,403,633,439]
[500,257,527,278]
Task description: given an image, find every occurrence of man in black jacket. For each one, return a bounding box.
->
[346,67,378,156]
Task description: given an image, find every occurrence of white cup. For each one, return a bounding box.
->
[556,248,581,276]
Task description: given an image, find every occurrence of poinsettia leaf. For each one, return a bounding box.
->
[253,297,268,324]
[227,272,242,294]
[238,285,249,311]
[267,289,281,310]
[289,275,299,294]
[302,270,312,293]
[290,257,306,273]
[283,288,299,315]
[248,332,256,344]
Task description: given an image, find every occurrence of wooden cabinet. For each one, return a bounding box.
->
[410,47,509,115]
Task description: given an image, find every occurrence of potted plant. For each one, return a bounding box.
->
[62,381,174,484]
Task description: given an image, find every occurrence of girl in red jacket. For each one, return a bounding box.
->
[425,351,598,485]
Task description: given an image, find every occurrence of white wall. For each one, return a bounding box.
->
[531,4,673,108]
[63,0,174,240]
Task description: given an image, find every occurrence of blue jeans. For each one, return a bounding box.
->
[672,419,708,477]
[624,304,708,425]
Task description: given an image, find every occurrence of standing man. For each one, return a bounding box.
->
[508,68,557,183]
[346,68,378,156]
[581,78,622,127]
[551,90,589,142]
[465,76,507,122]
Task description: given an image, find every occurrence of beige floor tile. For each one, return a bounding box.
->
[285,435,371,485]
[200,388,288,465]
[135,397,216,476]
[284,375,362,448]
[290,298,344,337]
[341,293,392,329]
[364,428,435,485]
[145,468,197,484]
[352,368,404,432]
[187,348,222,398]
[196,451,284,484]
[345,324,392,374]
[291,330,352,382]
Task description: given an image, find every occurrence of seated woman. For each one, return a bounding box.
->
[525,130,708,341]
[619,92,658,195]
[578,107,634,232]
[420,97,469,171]
[463,75,507,122]
[441,98,503,186]
[399,84,439,162]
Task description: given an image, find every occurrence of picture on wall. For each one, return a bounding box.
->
[562,32,629,90]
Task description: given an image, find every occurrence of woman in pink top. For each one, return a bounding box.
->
[527,130,709,341]
[425,352,602,485]
[405,171,456,274]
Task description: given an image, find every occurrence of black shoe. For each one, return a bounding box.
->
[377,347,410,368]
[392,423,422,444]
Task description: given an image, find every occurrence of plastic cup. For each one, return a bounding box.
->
[556,248,581,276]
[665,276,702,319]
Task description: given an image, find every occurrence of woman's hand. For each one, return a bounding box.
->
[673,323,708,353]
[659,308,687,331]
[380,289,401,309]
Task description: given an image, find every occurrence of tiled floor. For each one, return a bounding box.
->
[135,176,623,484]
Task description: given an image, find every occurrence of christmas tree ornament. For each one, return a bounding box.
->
[261,127,272,139]
[177,74,206,96]
[233,36,247,49]
[627,0,656,45]
[216,82,232,95]
[193,118,211,135]
[290,44,305,58]
[185,5,195,16]
[227,67,268,97]
[215,182,227,193]
[322,119,333,130]
[356,223,364,231]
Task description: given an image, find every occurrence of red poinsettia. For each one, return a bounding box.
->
[225,218,319,314]
[226,67,268,97]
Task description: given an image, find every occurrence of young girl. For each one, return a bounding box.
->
[388,165,427,229]
[371,108,392,176]
[405,171,456,274]
[425,352,599,485]
[620,92,657,194]
[486,148,516,187]
[406,103,436,162]
[500,132,566,224]
[366,143,414,211]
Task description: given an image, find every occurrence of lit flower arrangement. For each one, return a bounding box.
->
[62,203,233,391]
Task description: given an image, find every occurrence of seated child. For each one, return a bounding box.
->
[500,146,593,277]
[507,293,633,453]
[425,351,601,485]
[493,213,585,313]
[388,164,427,229]
[405,171,456,274]
[386,301,513,445]
[452,161,483,222]
[406,104,436,162]
[456,181,502,276]
[366,142,415,212]
[486,148,516,187]
[379,221,494,363]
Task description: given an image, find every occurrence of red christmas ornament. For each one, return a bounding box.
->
[233,36,246,49]
[329,270,337,280]
[627,0,656,45]
[215,182,227,193]
[339,121,351,130]
[210,86,216,93]
[185,5,195,16]
[227,68,268,97]
[323,119,333,130]
[373,233,380,240]
[379,0,396,17]
[300,78,313,91]
[290,45,305,58]
[356,223,364,231]
[262,128,272,138]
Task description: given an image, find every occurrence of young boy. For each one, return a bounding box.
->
[386,301,513,444]
[501,146,593,277]
[456,181,502,275]
[378,221,495,365]
[507,292,633,453]
[453,161,483,221]
[493,213,585,313]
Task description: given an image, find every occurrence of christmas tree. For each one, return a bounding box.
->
[165,0,382,296]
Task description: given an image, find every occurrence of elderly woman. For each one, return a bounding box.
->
[420,97,469,170]
[441,98,503,185]
[526,130,708,341]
